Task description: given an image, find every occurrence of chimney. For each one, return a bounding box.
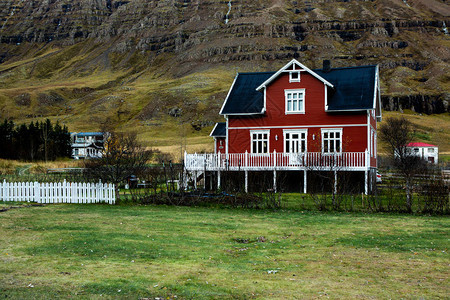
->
[323,60,331,72]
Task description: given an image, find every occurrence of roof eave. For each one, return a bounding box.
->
[325,108,372,112]
[209,123,219,137]
[220,112,265,116]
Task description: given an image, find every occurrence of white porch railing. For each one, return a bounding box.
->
[184,151,368,171]
[0,180,115,204]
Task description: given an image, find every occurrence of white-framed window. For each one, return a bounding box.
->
[285,89,305,114]
[289,71,301,83]
[322,128,342,153]
[251,130,269,154]
[428,148,434,153]
[284,129,307,153]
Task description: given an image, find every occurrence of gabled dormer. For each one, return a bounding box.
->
[255,59,334,92]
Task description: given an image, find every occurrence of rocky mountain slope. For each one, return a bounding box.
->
[0,0,449,155]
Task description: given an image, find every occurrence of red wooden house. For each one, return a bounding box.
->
[185,59,382,194]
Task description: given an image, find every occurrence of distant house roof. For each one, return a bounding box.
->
[72,132,104,136]
[210,122,226,137]
[220,62,379,115]
[406,142,437,148]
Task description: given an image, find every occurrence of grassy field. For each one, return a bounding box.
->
[0,204,448,299]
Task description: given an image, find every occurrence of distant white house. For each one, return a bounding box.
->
[71,132,108,159]
[406,142,439,164]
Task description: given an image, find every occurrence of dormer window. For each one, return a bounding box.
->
[285,89,305,114]
[290,71,300,83]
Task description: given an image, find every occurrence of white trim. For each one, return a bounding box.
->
[325,108,372,112]
[256,59,334,91]
[250,130,270,154]
[223,112,265,116]
[373,130,378,163]
[370,129,373,158]
[214,137,217,153]
[324,85,328,110]
[219,73,239,115]
[228,124,368,130]
[367,111,370,159]
[285,89,306,114]
[225,116,229,154]
[283,129,308,153]
[373,65,379,111]
[321,128,343,154]
[376,65,382,121]
[262,88,267,113]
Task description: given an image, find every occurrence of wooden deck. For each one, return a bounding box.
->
[185,151,370,172]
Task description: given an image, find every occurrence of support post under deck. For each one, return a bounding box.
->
[303,170,307,194]
[273,170,277,193]
[217,170,221,190]
[194,171,197,190]
[245,170,248,193]
[334,171,337,195]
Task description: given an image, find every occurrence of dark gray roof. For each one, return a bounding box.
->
[220,66,377,115]
[210,122,226,137]
[315,65,377,111]
[220,72,274,115]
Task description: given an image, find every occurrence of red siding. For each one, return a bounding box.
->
[228,126,367,153]
[227,72,369,154]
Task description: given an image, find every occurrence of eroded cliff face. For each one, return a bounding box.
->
[0,0,448,129]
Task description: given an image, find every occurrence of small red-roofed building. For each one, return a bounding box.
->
[406,142,439,164]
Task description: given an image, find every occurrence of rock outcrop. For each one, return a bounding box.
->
[0,0,449,118]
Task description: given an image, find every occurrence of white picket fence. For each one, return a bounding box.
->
[0,180,115,204]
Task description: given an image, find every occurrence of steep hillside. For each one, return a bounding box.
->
[0,0,449,158]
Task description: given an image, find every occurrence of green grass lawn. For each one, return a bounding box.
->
[0,203,448,299]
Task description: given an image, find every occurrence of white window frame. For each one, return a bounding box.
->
[285,89,305,114]
[289,71,301,83]
[250,130,270,154]
[321,128,343,154]
[284,129,307,153]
